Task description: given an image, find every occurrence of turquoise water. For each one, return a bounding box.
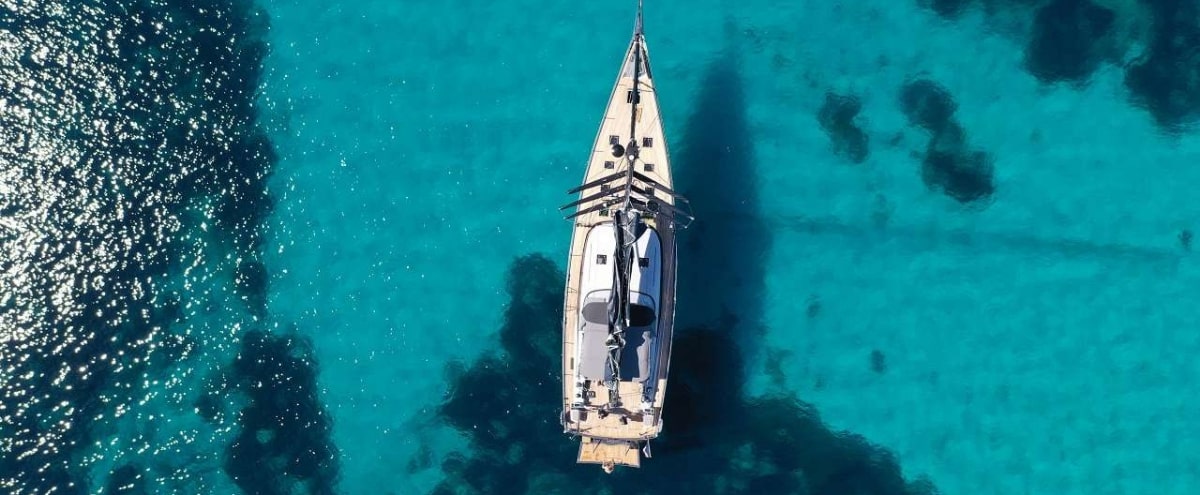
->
[3,0,1200,493]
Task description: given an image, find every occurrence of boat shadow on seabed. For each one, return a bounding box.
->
[431,52,940,495]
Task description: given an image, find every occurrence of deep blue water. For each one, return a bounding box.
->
[3,0,1200,493]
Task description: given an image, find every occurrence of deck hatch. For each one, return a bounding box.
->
[609,135,620,145]
[642,137,653,147]
[604,160,615,169]
[644,163,654,172]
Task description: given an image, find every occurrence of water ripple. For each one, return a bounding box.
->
[0,0,277,492]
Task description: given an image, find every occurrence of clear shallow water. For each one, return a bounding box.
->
[3,0,1200,493]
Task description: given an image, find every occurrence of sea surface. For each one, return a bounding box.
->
[2,0,1200,493]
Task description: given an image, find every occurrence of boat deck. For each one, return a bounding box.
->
[578,437,641,470]
[561,29,678,470]
[562,380,660,439]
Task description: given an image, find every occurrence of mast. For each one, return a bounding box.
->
[628,0,643,158]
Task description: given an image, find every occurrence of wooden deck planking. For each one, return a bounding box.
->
[561,33,679,464]
[577,437,641,469]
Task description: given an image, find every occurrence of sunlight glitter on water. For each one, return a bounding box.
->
[1,0,282,492]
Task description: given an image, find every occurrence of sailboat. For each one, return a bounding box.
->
[559,0,692,473]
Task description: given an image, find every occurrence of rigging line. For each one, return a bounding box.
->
[635,0,643,35]
[619,1,644,212]
[566,170,627,195]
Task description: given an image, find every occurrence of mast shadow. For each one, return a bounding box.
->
[432,54,938,495]
[769,214,1183,265]
[673,50,770,359]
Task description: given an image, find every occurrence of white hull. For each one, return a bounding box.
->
[559,6,686,472]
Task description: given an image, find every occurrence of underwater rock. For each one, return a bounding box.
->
[927,0,972,18]
[806,294,822,320]
[224,330,338,495]
[871,350,888,374]
[898,81,995,204]
[1124,0,1200,129]
[1025,0,1116,83]
[817,93,871,164]
[105,465,147,495]
[922,122,994,203]
[899,79,957,133]
[235,259,269,317]
[195,370,232,424]
[765,349,791,387]
[406,443,435,473]
[922,147,996,204]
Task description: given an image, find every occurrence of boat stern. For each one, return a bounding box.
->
[577,436,642,473]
